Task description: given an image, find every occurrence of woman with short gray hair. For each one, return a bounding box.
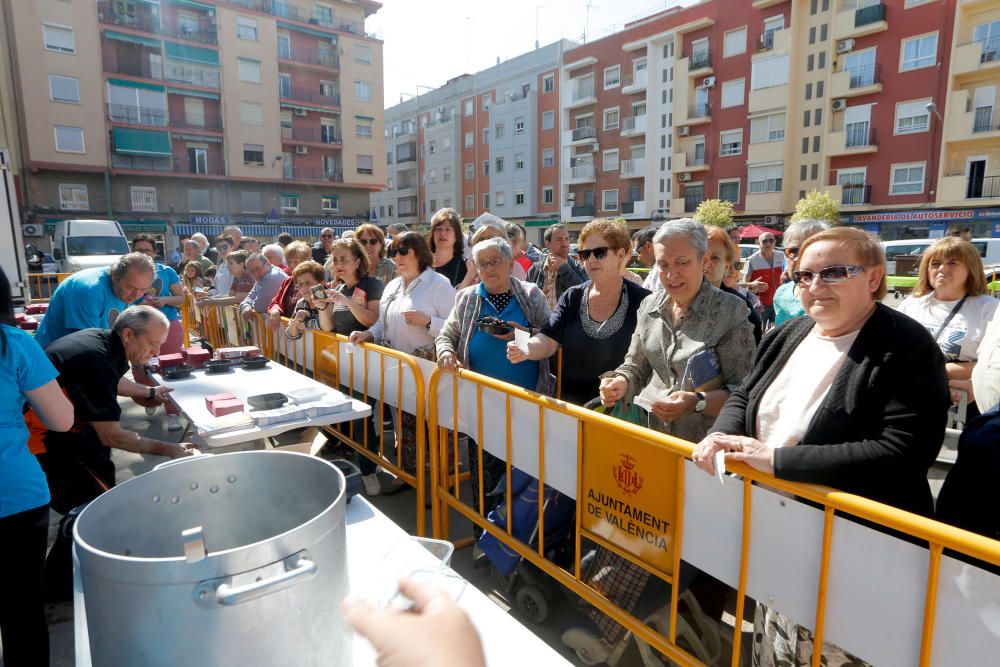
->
[773,219,831,326]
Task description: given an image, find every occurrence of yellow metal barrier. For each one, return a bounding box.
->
[26,272,71,302]
[426,366,1000,667]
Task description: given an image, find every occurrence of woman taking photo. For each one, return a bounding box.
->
[355,223,397,286]
[318,239,383,336]
[507,219,650,405]
[694,227,949,666]
[0,268,75,667]
[283,260,329,341]
[350,232,456,490]
[429,208,476,289]
[898,236,998,382]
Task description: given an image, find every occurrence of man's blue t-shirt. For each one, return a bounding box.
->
[34,267,126,349]
[137,264,181,321]
[0,325,58,517]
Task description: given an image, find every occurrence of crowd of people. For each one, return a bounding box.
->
[3,208,1000,666]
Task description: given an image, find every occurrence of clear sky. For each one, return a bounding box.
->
[367,0,699,108]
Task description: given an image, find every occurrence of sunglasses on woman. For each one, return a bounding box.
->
[578,246,610,261]
[792,264,865,285]
[357,238,381,246]
[387,246,412,258]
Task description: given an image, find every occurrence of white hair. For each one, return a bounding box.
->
[113,305,168,335]
[653,218,707,257]
[472,237,512,263]
[341,230,355,239]
[190,232,209,249]
[783,219,830,244]
[261,244,284,262]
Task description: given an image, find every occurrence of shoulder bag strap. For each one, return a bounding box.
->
[932,295,969,343]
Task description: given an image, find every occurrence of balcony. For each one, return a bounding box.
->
[620,158,646,178]
[221,1,366,35]
[973,107,999,134]
[170,114,224,132]
[687,50,712,75]
[281,126,343,145]
[833,1,888,40]
[566,80,597,109]
[111,154,225,176]
[830,63,882,98]
[939,174,1000,202]
[827,125,877,155]
[755,28,790,56]
[679,102,712,127]
[620,115,647,137]
[103,53,162,80]
[283,165,344,182]
[744,191,784,213]
[954,37,1000,77]
[620,201,648,217]
[673,151,709,172]
[571,205,596,218]
[570,125,597,142]
[165,61,220,89]
[622,70,648,94]
[107,103,166,127]
[280,85,341,107]
[840,183,872,206]
[97,1,218,45]
[564,163,596,184]
[278,46,340,69]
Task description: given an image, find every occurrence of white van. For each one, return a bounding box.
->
[52,219,130,273]
[882,237,1000,275]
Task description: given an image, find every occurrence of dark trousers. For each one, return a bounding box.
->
[0,504,50,667]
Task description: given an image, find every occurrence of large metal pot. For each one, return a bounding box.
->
[73,451,350,666]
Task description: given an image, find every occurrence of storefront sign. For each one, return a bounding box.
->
[581,418,679,577]
[843,208,1000,224]
[190,215,229,225]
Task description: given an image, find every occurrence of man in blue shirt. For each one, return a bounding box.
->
[34,253,155,349]
[239,252,287,319]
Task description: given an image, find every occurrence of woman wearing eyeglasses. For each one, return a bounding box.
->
[705,226,764,343]
[429,208,477,289]
[506,219,650,406]
[693,227,948,667]
[771,219,831,327]
[354,223,397,286]
[349,232,456,491]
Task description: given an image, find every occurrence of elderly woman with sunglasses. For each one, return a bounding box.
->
[354,223,397,286]
[772,219,831,327]
[507,219,650,406]
[693,227,949,667]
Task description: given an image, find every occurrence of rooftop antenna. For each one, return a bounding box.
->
[585,1,598,43]
[535,4,546,49]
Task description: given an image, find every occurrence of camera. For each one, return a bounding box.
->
[311,284,328,300]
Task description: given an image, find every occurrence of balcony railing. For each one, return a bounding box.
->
[620,158,645,176]
[570,80,595,103]
[283,165,344,182]
[854,2,886,28]
[841,183,871,205]
[689,50,711,70]
[845,124,877,148]
[281,127,342,144]
[967,175,1000,199]
[97,2,218,44]
[222,1,365,34]
[280,85,341,106]
[571,205,596,217]
[846,63,880,89]
[623,70,648,89]
[687,152,707,166]
[111,154,225,175]
[621,201,637,214]
[756,31,775,51]
[278,46,340,69]
[165,61,221,89]
[571,125,597,141]
[978,36,1000,64]
[974,107,997,133]
[396,154,417,164]
[107,103,166,127]
[621,115,647,133]
[570,165,595,179]
[171,115,224,132]
[103,54,162,80]
[689,103,711,118]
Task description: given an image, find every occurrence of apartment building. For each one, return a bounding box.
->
[2,0,384,248]
[371,40,575,235]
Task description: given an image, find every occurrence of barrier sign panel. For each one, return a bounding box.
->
[581,419,679,577]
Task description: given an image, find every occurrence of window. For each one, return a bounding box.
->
[237,58,261,83]
[482,94,491,110]
[464,99,473,116]
[603,108,620,130]
[974,20,1000,61]
[42,24,74,53]
[720,129,742,156]
[495,191,505,207]
[236,17,258,41]
[749,112,785,143]
[465,194,475,210]
[495,156,504,173]
[357,154,374,175]
[763,15,785,43]
[464,131,474,148]
[809,27,816,45]
[515,153,525,169]
[748,164,783,193]
[483,160,489,176]
[890,162,925,194]
[483,193,490,209]
[355,119,373,137]
[543,74,555,93]
[483,128,489,145]
[314,2,334,25]
[183,188,210,212]
[751,54,789,90]
[901,33,937,71]
[130,186,157,212]
[604,65,621,89]
[543,186,554,204]
[542,148,554,167]
[322,196,340,212]
[240,101,263,124]
[280,194,300,213]
[542,110,555,130]
[515,190,526,206]
[242,144,264,165]
[58,184,88,211]
[48,75,79,103]
[603,149,620,172]
[724,27,747,57]
[428,169,436,184]
[721,79,745,108]
[443,167,451,182]
[719,180,740,204]
[515,117,525,134]
[320,80,336,97]
[896,99,930,135]
[241,191,262,213]
[817,81,825,98]
[354,44,372,65]
[465,163,474,179]
[54,126,84,153]
[354,80,372,101]
[495,123,505,139]
[602,189,619,211]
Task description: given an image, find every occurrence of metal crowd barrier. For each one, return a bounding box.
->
[426,366,1000,667]
[26,272,71,302]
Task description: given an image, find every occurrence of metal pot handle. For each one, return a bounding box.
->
[214,556,316,606]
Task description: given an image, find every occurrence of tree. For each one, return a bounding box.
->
[791,189,840,224]
[693,199,735,229]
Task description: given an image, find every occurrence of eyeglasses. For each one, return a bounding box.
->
[783,246,800,257]
[578,246,610,261]
[357,238,381,246]
[760,239,776,244]
[320,233,334,239]
[135,246,156,255]
[475,257,506,271]
[792,264,866,285]
[387,246,412,258]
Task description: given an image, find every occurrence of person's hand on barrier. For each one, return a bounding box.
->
[342,578,485,667]
[240,308,256,322]
[267,310,283,330]
[438,351,462,372]
[651,391,696,422]
[948,379,974,406]
[402,310,431,328]
[598,375,627,407]
[722,435,773,474]
[692,433,732,476]
[349,330,374,346]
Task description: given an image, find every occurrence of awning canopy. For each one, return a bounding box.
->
[164,42,219,66]
[174,0,214,11]
[166,87,220,100]
[738,224,783,240]
[282,225,356,237]
[104,30,161,49]
[108,77,165,92]
[277,21,338,41]
[112,127,172,156]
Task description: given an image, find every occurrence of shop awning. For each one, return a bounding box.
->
[166,87,219,100]
[174,0,214,11]
[164,42,219,66]
[112,127,172,156]
[173,224,278,239]
[276,21,338,40]
[355,114,375,121]
[108,78,165,92]
[104,30,162,49]
[524,218,559,227]
[282,225,356,238]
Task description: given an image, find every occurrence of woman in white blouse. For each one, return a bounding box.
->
[350,232,456,485]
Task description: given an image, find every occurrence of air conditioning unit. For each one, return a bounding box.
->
[21,223,42,237]
[832,98,848,112]
[764,215,780,225]
[678,173,692,182]
[294,108,308,117]
[295,145,308,154]
[588,142,600,152]
[703,76,716,88]
[678,126,690,137]
[836,39,855,55]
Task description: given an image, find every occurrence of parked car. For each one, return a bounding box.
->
[882,238,1000,275]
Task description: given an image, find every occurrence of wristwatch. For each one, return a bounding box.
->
[147,386,156,401]
[694,392,707,413]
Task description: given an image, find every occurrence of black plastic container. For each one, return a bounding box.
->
[204,359,233,374]
[246,393,288,410]
[161,364,194,380]
[241,356,269,370]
